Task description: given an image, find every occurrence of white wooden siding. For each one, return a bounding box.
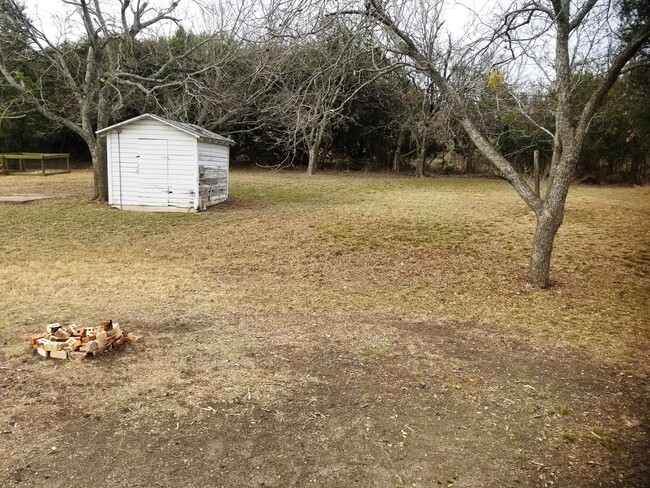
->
[198,141,229,168]
[108,119,197,208]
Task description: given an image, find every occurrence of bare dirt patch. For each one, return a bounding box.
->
[1,318,647,487]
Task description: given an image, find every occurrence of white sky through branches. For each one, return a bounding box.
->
[22,0,491,42]
[20,0,582,88]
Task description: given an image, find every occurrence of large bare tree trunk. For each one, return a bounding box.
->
[527,208,563,287]
[307,141,319,176]
[89,87,110,201]
[306,125,325,176]
[90,139,108,201]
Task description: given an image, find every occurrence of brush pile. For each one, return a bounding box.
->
[28,320,143,360]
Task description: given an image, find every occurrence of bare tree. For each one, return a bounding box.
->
[0,0,197,200]
[262,13,393,175]
[335,0,650,287]
[137,2,283,137]
[267,38,356,174]
[407,76,445,177]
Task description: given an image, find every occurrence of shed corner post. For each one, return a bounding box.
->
[105,132,114,207]
[194,139,200,211]
[227,144,230,200]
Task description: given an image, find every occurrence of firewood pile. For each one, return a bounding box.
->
[28,320,143,360]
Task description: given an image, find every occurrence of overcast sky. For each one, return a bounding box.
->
[21,0,491,42]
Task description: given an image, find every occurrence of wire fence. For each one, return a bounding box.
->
[0,153,71,175]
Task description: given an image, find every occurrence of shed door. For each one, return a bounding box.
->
[137,138,169,205]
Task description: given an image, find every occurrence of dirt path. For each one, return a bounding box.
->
[2,320,647,487]
[0,195,60,203]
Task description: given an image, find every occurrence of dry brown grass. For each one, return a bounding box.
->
[1,169,648,372]
[0,169,648,486]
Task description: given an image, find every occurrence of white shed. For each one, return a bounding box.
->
[96,114,234,212]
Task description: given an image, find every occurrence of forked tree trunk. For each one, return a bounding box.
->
[526,147,574,287]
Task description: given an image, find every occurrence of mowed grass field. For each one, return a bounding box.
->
[0,169,648,487]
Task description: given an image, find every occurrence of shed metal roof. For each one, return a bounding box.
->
[96,113,235,145]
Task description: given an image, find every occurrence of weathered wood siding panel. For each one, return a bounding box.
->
[108,119,197,208]
[198,141,229,209]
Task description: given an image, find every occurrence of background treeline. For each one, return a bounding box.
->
[1,26,648,184]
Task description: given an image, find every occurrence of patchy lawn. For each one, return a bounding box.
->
[0,169,648,487]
